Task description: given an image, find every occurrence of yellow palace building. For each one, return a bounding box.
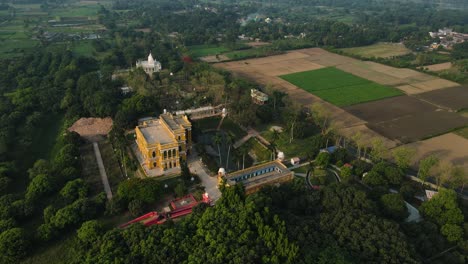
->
[135,112,192,172]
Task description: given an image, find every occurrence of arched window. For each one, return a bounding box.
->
[153,162,156,168]
[172,149,176,157]
[164,151,167,159]
[152,151,156,158]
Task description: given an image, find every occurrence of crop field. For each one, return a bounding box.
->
[344,96,437,123]
[368,111,468,143]
[215,48,466,149]
[280,67,403,106]
[340,42,411,58]
[188,44,230,57]
[415,86,468,111]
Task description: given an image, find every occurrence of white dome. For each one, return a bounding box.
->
[218,168,226,175]
[277,152,285,160]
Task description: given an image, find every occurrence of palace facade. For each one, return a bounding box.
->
[135,113,192,171]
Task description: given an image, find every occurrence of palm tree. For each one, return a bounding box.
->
[225,134,234,170]
[239,141,250,170]
[212,133,222,166]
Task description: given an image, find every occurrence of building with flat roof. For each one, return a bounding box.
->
[219,160,294,194]
[251,89,269,105]
[135,113,192,172]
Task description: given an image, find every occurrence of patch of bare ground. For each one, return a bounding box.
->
[245,41,270,47]
[423,62,452,72]
[68,117,113,142]
[401,133,468,171]
[199,54,229,63]
[416,86,468,111]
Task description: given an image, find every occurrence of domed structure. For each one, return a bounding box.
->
[277,152,285,161]
[218,168,226,176]
[136,51,162,76]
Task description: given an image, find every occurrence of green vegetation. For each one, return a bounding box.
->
[247,138,270,162]
[280,67,403,106]
[309,168,337,185]
[340,42,411,58]
[224,47,281,60]
[188,44,229,57]
[262,131,324,158]
[454,127,468,139]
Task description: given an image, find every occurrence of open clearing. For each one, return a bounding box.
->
[215,48,465,147]
[344,96,437,123]
[415,86,468,111]
[424,62,453,72]
[401,133,468,171]
[368,111,468,143]
[340,42,411,58]
[280,67,403,106]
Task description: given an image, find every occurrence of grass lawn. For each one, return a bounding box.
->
[340,42,411,58]
[188,44,229,57]
[280,67,403,106]
[310,168,337,185]
[194,116,247,140]
[455,127,468,140]
[99,141,124,191]
[262,130,321,158]
[247,138,271,163]
[51,5,100,17]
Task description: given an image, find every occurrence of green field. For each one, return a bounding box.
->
[188,44,230,57]
[224,47,279,60]
[280,67,403,106]
[340,42,411,58]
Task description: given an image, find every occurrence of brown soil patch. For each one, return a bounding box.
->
[409,79,459,92]
[424,62,452,72]
[134,28,151,33]
[416,86,468,111]
[245,41,270,47]
[344,96,437,124]
[368,111,468,143]
[200,55,229,63]
[68,117,113,142]
[401,133,468,171]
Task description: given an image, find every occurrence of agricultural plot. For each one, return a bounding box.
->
[368,111,468,143]
[188,44,229,57]
[401,133,468,171]
[415,86,468,111]
[280,67,403,106]
[344,96,437,124]
[340,42,411,58]
[216,48,465,147]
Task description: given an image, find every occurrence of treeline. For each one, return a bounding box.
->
[56,179,466,263]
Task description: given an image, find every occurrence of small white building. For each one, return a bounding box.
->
[136,52,162,75]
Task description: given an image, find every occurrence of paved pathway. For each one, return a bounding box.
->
[93,142,113,200]
[188,149,221,203]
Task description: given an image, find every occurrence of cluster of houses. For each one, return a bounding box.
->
[429,28,468,49]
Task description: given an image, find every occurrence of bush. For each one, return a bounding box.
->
[128,200,145,217]
[380,193,408,221]
[117,178,163,204]
[399,183,415,200]
[331,148,350,164]
[315,152,330,168]
[351,159,372,177]
[0,228,30,261]
[174,182,188,198]
[77,220,103,247]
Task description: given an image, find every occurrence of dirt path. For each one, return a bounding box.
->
[93,142,113,200]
